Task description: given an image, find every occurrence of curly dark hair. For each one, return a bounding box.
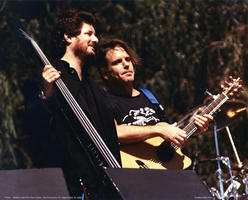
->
[52,9,96,57]
[96,38,141,70]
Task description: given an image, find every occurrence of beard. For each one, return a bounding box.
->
[74,40,96,59]
[72,44,96,75]
[74,47,93,59]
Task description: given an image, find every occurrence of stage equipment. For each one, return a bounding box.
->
[192,92,247,199]
[0,168,70,199]
[104,168,212,200]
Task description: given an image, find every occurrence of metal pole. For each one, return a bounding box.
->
[213,121,225,199]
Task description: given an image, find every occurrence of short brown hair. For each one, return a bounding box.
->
[53,9,96,56]
[96,38,141,70]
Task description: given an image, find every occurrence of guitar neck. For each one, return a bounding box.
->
[172,92,229,150]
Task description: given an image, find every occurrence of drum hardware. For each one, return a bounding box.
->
[243,174,248,195]
[209,186,221,199]
[195,122,248,199]
[196,131,240,199]
[178,89,247,199]
[204,120,248,199]
[224,180,241,198]
[212,121,226,199]
[195,122,232,199]
[223,167,248,199]
[221,156,239,199]
[210,98,247,199]
[201,140,248,200]
[192,91,247,199]
[232,162,248,196]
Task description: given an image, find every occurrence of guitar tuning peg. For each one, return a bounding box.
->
[224,81,231,86]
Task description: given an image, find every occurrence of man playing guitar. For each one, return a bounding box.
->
[96,38,213,169]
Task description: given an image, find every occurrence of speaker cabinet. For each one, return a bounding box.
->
[0,168,70,199]
[104,168,212,200]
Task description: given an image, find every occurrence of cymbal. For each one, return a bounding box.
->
[214,99,247,131]
[177,100,247,131]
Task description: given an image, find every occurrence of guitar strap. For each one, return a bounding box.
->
[138,88,168,122]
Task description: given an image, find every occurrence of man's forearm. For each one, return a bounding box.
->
[116,124,159,144]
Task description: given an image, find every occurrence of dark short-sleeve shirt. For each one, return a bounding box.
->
[106,91,169,126]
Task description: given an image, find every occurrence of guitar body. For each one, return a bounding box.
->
[120,137,192,170]
[120,77,242,170]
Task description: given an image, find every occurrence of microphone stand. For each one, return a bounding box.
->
[213,121,225,199]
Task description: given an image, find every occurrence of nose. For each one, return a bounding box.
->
[123,59,129,69]
[92,34,99,44]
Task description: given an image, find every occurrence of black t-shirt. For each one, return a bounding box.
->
[106,91,169,126]
[52,60,120,161]
[25,60,121,198]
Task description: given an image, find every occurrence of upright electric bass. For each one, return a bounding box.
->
[17,28,121,169]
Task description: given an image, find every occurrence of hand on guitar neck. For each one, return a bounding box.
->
[120,76,242,170]
[118,109,213,170]
[118,112,213,148]
[189,107,213,136]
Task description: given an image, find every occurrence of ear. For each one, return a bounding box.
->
[100,68,109,80]
[64,34,73,43]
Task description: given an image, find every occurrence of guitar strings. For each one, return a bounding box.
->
[171,93,229,150]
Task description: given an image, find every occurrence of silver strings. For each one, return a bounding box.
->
[21,28,121,168]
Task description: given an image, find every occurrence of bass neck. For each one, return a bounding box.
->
[19,28,121,169]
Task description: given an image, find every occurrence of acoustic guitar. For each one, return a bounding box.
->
[120,78,242,170]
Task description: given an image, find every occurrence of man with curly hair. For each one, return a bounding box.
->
[32,9,121,199]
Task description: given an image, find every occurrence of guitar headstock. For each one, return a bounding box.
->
[221,76,242,97]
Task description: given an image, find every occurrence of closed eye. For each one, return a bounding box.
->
[85,30,95,36]
[111,57,131,65]
[112,59,122,65]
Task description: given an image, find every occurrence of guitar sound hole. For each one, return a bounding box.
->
[156,142,175,162]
